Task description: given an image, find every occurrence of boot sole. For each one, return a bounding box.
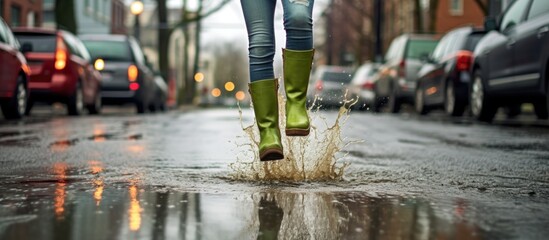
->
[285,128,310,136]
[260,148,284,161]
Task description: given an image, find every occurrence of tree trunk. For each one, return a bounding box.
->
[190,0,204,104]
[179,0,190,105]
[158,0,169,82]
[429,0,439,33]
[414,0,423,33]
[55,0,77,34]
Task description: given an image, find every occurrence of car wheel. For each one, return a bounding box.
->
[414,86,429,115]
[534,99,548,120]
[136,97,147,114]
[445,82,466,117]
[470,70,497,122]
[388,86,401,113]
[159,102,167,112]
[67,82,84,116]
[87,91,102,115]
[1,76,27,120]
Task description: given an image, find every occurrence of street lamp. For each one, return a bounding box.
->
[130,1,144,42]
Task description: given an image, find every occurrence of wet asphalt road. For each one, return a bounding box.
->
[0,106,548,240]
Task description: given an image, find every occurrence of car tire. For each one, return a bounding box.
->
[87,91,102,115]
[534,99,548,120]
[67,82,84,116]
[388,86,401,113]
[1,75,27,120]
[159,102,166,112]
[414,86,429,115]
[136,96,147,114]
[470,70,497,122]
[445,81,467,117]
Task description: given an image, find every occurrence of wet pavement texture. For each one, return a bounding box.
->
[0,108,548,239]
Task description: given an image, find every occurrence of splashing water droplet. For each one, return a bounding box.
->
[230,94,357,181]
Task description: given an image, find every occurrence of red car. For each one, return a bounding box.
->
[13,28,101,116]
[0,18,30,120]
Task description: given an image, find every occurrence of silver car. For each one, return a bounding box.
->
[349,62,380,111]
[308,65,354,108]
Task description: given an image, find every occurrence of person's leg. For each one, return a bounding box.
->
[240,0,277,82]
[241,0,283,161]
[281,0,315,136]
[282,0,314,50]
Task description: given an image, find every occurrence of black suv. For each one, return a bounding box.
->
[416,26,486,116]
[81,35,155,114]
[471,0,549,122]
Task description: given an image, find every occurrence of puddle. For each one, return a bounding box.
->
[0,180,497,240]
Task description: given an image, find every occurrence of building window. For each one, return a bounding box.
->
[27,11,35,27]
[449,0,463,16]
[11,5,22,27]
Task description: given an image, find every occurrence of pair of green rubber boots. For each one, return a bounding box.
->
[249,49,314,161]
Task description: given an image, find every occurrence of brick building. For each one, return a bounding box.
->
[0,0,43,27]
[435,0,485,34]
[323,0,419,66]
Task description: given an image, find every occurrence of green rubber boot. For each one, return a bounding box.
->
[283,49,315,136]
[249,79,284,161]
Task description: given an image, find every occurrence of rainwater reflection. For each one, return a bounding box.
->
[0,180,486,240]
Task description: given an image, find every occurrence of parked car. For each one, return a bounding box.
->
[80,34,155,114]
[151,73,168,112]
[415,26,486,116]
[0,18,30,119]
[308,65,354,108]
[471,0,549,122]
[375,34,438,113]
[13,28,102,116]
[348,62,380,111]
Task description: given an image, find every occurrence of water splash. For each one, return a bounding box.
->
[230,95,357,181]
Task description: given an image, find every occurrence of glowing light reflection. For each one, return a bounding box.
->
[53,162,67,218]
[128,185,142,231]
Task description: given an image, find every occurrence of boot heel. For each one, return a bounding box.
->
[260,148,284,161]
[285,128,310,136]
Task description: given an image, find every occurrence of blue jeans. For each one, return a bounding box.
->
[241,0,314,82]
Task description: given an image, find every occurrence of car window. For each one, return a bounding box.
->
[83,40,133,62]
[432,35,449,61]
[500,0,530,32]
[321,70,353,84]
[452,31,468,52]
[406,39,438,59]
[0,20,8,44]
[464,33,484,51]
[385,39,397,62]
[385,36,402,62]
[528,0,549,20]
[74,39,91,61]
[15,33,56,53]
[63,33,83,58]
[352,65,374,84]
[129,38,145,65]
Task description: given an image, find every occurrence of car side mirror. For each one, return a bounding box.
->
[484,16,498,32]
[21,43,33,53]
